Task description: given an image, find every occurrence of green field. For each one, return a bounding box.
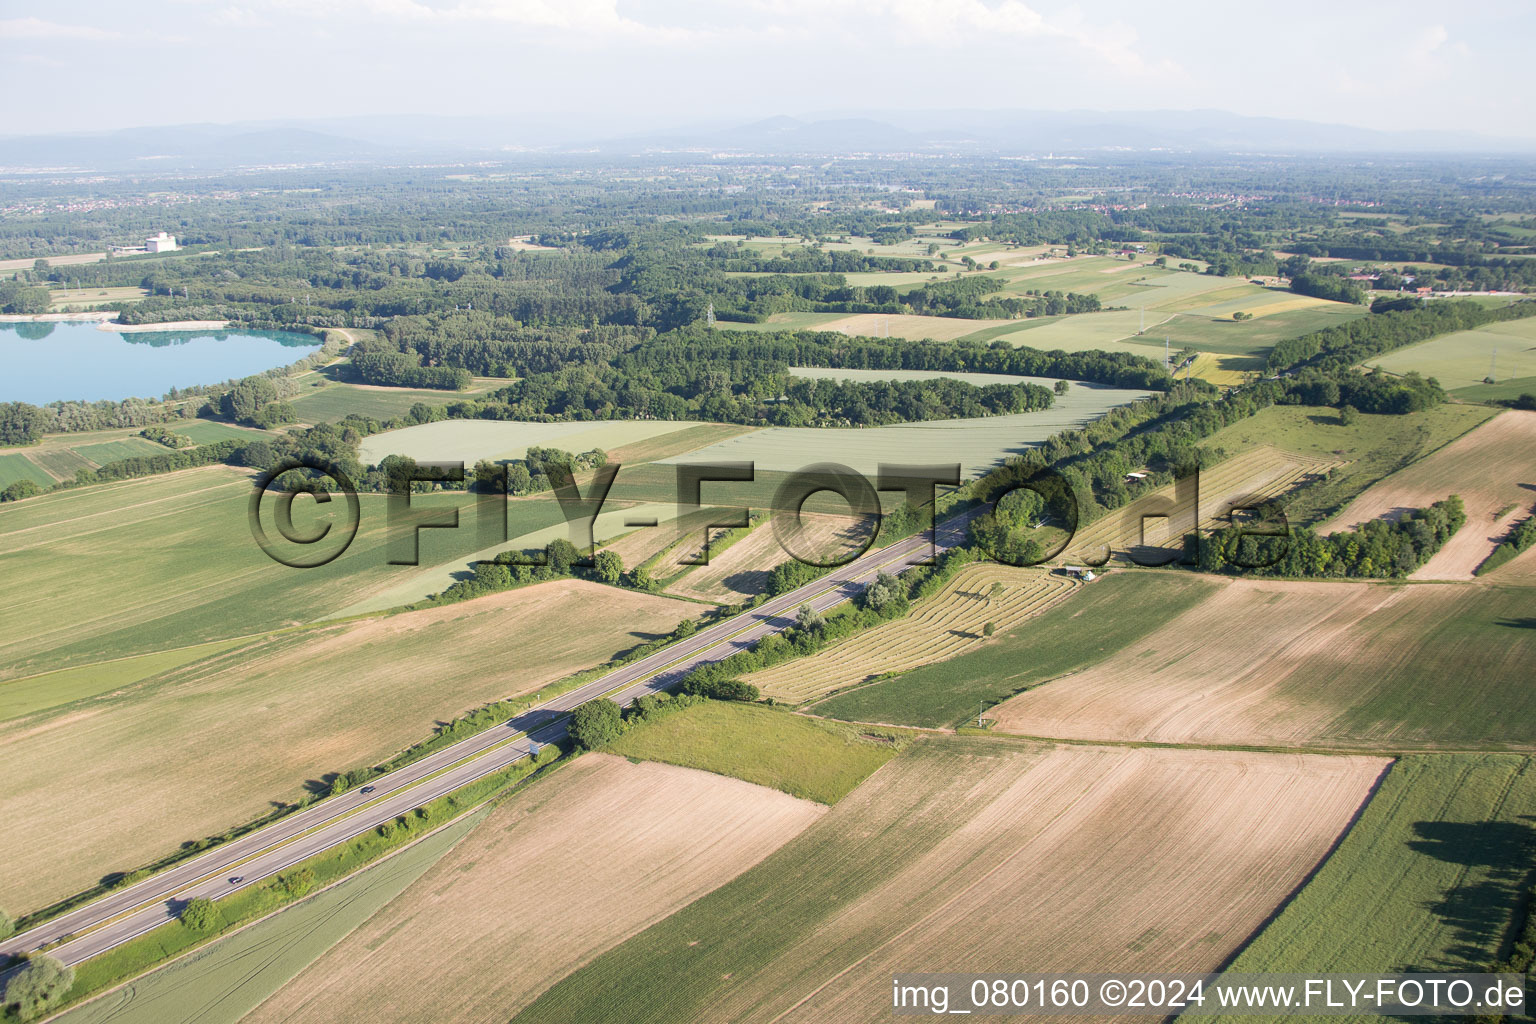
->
[287,382,466,423]
[29,446,94,480]
[358,418,703,466]
[1453,374,1536,401]
[0,466,571,679]
[72,437,171,464]
[1367,316,1536,390]
[1203,753,1536,1021]
[1197,402,1495,525]
[0,452,53,489]
[604,701,908,804]
[0,637,253,722]
[811,572,1218,728]
[170,421,269,445]
[656,382,1151,478]
[53,809,486,1024]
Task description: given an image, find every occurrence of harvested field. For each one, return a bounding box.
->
[0,581,695,913]
[513,738,1384,1024]
[990,578,1536,750]
[358,418,702,466]
[1062,445,1344,565]
[242,755,823,1024]
[1208,754,1536,1013]
[1322,409,1536,579]
[668,513,871,602]
[750,564,1077,704]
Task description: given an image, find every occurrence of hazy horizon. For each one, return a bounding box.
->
[3,0,1533,141]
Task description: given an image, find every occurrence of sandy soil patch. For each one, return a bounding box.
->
[816,312,1006,341]
[243,755,823,1024]
[0,581,695,913]
[1323,410,1536,579]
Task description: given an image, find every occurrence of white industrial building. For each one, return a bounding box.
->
[146,232,178,253]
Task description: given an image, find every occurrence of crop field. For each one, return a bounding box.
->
[287,382,468,424]
[811,571,1218,728]
[666,513,871,603]
[0,466,574,678]
[1322,409,1536,579]
[242,754,824,1024]
[1196,403,1495,526]
[604,421,757,464]
[0,637,252,723]
[1452,373,1536,401]
[331,497,687,617]
[48,285,148,310]
[603,702,908,804]
[0,451,53,488]
[358,418,703,466]
[169,420,268,445]
[0,579,696,913]
[1060,445,1345,566]
[1206,753,1536,1011]
[53,809,486,1024]
[990,578,1536,750]
[749,564,1077,704]
[658,382,1153,478]
[788,365,1067,388]
[71,437,169,464]
[512,737,1384,1024]
[1366,314,1536,389]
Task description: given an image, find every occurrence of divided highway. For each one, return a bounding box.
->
[2,509,979,967]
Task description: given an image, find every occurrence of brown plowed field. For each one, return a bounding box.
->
[1323,409,1536,580]
[243,755,823,1024]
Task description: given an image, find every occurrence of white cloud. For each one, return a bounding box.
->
[0,17,118,40]
[221,0,692,39]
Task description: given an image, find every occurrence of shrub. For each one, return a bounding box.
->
[179,897,222,932]
[568,698,622,749]
[0,479,41,503]
[2,955,74,1021]
[0,908,13,940]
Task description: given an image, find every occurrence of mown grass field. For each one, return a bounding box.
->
[357,418,703,466]
[1367,314,1536,390]
[1202,754,1536,1019]
[0,637,252,722]
[604,701,910,805]
[750,564,1077,704]
[53,808,487,1024]
[0,466,572,678]
[71,437,169,463]
[169,420,268,445]
[991,579,1536,750]
[811,572,1217,728]
[287,381,465,423]
[242,754,823,1024]
[1197,402,1495,526]
[1453,374,1536,401]
[0,579,696,913]
[511,737,1382,1024]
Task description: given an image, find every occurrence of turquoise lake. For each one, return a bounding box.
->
[0,320,321,404]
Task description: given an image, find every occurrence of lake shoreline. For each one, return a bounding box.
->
[0,312,233,333]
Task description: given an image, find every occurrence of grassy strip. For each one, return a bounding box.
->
[604,700,910,805]
[23,745,570,1021]
[810,571,1218,728]
[1476,509,1536,575]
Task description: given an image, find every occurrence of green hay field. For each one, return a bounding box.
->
[0,452,54,489]
[288,382,465,423]
[604,701,909,805]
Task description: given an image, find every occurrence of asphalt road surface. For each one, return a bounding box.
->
[2,508,980,967]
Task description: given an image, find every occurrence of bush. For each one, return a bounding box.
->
[568,698,622,749]
[2,955,74,1021]
[680,678,760,702]
[1,479,42,503]
[0,908,12,940]
[593,548,623,584]
[179,897,222,932]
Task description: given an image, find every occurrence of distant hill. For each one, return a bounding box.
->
[2,108,1531,170]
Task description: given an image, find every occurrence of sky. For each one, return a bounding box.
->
[3,0,1533,140]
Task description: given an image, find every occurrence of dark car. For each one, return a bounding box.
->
[228,876,243,884]
[360,785,375,794]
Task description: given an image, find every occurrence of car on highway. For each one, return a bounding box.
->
[228,876,243,884]
[360,785,375,794]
